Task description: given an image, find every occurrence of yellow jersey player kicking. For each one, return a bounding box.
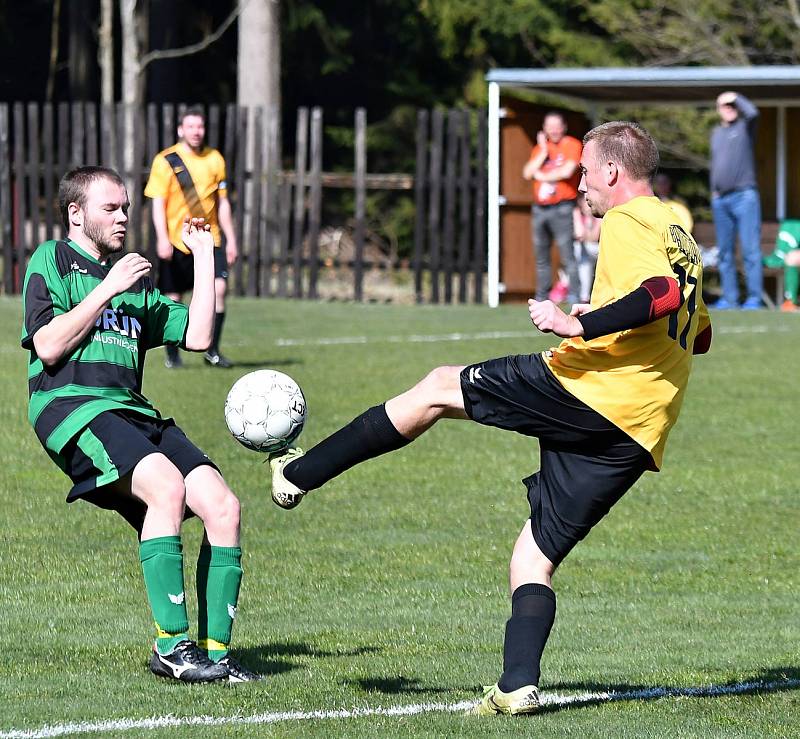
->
[270,121,711,714]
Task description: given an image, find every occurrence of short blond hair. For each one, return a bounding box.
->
[583,121,659,183]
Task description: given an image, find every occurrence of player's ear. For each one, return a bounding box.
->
[605,161,618,185]
[67,202,82,228]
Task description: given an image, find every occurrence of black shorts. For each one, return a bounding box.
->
[57,410,219,533]
[157,245,228,295]
[461,353,650,566]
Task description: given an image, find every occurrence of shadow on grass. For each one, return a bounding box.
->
[224,358,303,369]
[231,641,381,677]
[534,666,800,715]
[345,676,452,696]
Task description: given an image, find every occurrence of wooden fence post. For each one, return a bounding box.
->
[246,107,263,297]
[260,104,281,297]
[291,107,309,298]
[307,108,323,299]
[277,176,292,298]
[443,109,459,303]
[71,103,84,168]
[413,110,428,303]
[13,102,26,291]
[233,106,248,296]
[457,109,472,303]
[0,104,11,294]
[85,102,98,165]
[427,109,444,303]
[353,108,366,301]
[473,109,488,304]
[26,103,41,250]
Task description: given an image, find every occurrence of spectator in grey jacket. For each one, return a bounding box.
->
[710,91,762,310]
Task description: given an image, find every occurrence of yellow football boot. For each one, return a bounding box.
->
[470,683,540,716]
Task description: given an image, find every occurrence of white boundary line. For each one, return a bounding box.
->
[2,678,798,738]
[273,324,794,347]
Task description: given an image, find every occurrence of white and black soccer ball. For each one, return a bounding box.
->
[224,370,306,453]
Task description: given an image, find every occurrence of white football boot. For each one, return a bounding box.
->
[269,447,307,509]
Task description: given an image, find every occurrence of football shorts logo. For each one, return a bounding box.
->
[468,366,483,383]
[168,591,185,605]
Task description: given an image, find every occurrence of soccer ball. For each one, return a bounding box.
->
[224,370,306,453]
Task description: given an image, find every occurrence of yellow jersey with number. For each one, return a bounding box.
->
[542,196,710,469]
[144,144,228,253]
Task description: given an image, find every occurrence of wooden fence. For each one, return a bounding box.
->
[0,102,488,303]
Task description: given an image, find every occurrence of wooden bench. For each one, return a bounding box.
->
[692,221,782,308]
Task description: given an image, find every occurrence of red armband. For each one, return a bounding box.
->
[641,276,682,320]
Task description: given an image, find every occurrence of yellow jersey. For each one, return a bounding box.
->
[543,196,710,470]
[144,144,228,253]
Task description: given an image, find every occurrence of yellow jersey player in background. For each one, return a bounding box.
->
[145,106,238,369]
[268,121,711,716]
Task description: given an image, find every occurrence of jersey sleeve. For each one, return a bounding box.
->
[144,155,173,200]
[21,245,72,349]
[216,152,228,198]
[143,282,189,349]
[600,210,675,294]
[695,296,711,334]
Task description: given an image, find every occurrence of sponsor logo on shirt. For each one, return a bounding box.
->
[94,307,142,338]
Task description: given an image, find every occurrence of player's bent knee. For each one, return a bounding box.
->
[421,365,466,398]
[217,492,241,529]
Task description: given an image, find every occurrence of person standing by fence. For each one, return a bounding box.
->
[523,112,582,304]
[709,91,762,310]
[145,106,238,368]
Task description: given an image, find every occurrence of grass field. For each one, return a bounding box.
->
[1,295,798,738]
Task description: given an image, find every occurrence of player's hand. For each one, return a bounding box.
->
[105,253,151,296]
[536,130,547,148]
[226,239,238,267]
[181,217,214,257]
[569,303,592,317]
[528,299,584,338]
[156,237,173,261]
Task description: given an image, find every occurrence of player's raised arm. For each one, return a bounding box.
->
[181,217,216,351]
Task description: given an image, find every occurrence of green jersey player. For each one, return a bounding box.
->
[763,219,800,311]
[21,166,258,683]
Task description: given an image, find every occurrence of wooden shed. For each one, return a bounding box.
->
[485,66,800,306]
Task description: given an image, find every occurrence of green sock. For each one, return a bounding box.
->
[764,249,787,268]
[785,266,799,303]
[196,545,243,661]
[139,536,190,655]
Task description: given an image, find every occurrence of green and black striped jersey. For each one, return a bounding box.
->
[21,239,189,455]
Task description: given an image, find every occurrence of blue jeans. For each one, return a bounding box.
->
[532,200,579,302]
[711,187,762,305]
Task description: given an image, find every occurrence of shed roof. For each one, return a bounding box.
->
[485,65,800,104]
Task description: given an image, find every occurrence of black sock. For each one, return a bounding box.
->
[284,404,410,491]
[211,311,225,354]
[497,583,556,691]
[166,344,179,363]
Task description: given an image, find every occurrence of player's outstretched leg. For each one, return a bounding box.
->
[472,520,556,716]
[269,365,468,509]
